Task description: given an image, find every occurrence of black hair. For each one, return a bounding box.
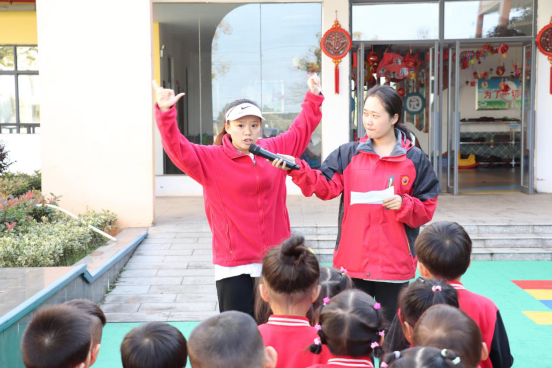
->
[382,347,464,368]
[415,222,472,280]
[64,299,106,345]
[214,99,260,146]
[188,311,265,368]
[399,278,459,328]
[309,289,385,359]
[121,322,187,368]
[413,305,482,368]
[365,85,412,140]
[313,267,353,321]
[21,305,94,368]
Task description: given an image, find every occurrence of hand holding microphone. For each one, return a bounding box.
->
[249,144,299,170]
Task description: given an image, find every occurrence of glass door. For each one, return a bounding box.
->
[521,40,535,194]
[447,41,460,195]
[428,41,441,174]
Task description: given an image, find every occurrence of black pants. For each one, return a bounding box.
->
[352,278,408,324]
[216,274,257,318]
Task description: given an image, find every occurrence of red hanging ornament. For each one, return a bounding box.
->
[537,17,552,94]
[367,47,379,67]
[321,13,352,94]
[397,87,405,97]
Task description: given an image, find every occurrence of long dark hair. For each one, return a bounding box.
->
[365,85,412,140]
[313,267,353,322]
[214,98,261,146]
[382,347,464,368]
[309,289,385,359]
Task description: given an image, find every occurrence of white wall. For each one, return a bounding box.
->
[535,0,552,193]
[36,0,155,227]
[1,135,41,174]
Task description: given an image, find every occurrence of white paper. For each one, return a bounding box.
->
[350,186,395,205]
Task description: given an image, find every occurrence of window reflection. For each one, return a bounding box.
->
[0,46,15,71]
[16,47,39,71]
[18,75,40,124]
[0,75,16,124]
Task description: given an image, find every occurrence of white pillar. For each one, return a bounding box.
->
[320,0,351,160]
[535,0,552,193]
[36,0,155,227]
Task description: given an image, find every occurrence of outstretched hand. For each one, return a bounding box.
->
[308,73,322,95]
[152,80,185,112]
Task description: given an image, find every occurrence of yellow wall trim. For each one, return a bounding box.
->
[0,11,37,44]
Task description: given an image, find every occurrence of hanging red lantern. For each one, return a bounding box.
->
[537,16,552,94]
[397,87,405,97]
[321,13,352,94]
[496,63,505,76]
[367,51,379,67]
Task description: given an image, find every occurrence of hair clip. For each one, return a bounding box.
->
[340,266,348,275]
[323,297,331,305]
[314,337,321,345]
[394,351,401,359]
[315,324,322,331]
[379,330,385,337]
[380,363,388,368]
[308,247,315,254]
[373,302,381,310]
[432,285,442,292]
[418,276,425,283]
[441,349,448,358]
[371,342,379,349]
[452,357,461,365]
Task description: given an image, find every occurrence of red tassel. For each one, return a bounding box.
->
[335,65,339,94]
[550,65,552,95]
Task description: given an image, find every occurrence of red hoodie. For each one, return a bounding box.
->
[155,92,324,267]
[289,132,440,281]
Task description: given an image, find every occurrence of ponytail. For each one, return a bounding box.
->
[213,124,227,146]
[381,347,464,368]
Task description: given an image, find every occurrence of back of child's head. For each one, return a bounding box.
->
[399,278,459,328]
[120,322,187,368]
[381,347,464,368]
[309,289,385,358]
[188,311,266,368]
[415,222,472,280]
[21,304,94,368]
[261,235,320,303]
[313,267,353,317]
[413,305,482,368]
[64,299,106,345]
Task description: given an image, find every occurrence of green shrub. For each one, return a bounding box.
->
[0,191,60,233]
[0,171,41,198]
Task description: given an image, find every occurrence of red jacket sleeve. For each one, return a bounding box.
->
[263,91,324,157]
[395,150,440,228]
[155,104,216,186]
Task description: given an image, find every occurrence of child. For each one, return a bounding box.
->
[64,299,106,367]
[413,304,488,368]
[383,278,458,352]
[381,347,464,368]
[415,221,513,368]
[257,235,331,367]
[120,322,187,368]
[188,311,277,368]
[312,266,353,321]
[21,304,95,368]
[307,289,385,368]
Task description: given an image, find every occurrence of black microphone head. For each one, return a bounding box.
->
[249,143,260,154]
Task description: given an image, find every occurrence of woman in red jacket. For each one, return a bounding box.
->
[152,76,324,317]
[273,85,439,323]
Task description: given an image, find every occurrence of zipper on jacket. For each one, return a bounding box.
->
[254,163,268,249]
[226,224,233,254]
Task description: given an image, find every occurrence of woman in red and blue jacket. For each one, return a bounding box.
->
[152,77,324,317]
[273,85,440,323]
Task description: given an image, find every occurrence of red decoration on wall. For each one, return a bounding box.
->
[537,17,552,94]
[321,13,352,94]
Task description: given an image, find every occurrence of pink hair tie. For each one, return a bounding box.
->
[315,324,322,331]
[340,266,348,275]
[380,363,388,368]
[379,330,385,337]
[314,337,321,345]
[373,302,381,310]
[371,342,379,349]
[432,285,442,292]
[323,297,331,305]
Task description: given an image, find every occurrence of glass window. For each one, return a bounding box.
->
[0,46,15,71]
[16,46,39,71]
[445,0,533,39]
[0,75,16,124]
[352,3,439,41]
[18,75,40,124]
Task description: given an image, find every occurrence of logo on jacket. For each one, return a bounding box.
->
[401,176,410,186]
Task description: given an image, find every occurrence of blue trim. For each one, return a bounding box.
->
[0,230,147,333]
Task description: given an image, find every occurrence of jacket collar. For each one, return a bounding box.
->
[222,134,248,160]
[445,281,466,290]
[358,129,413,160]
[327,357,374,367]
[267,315,311,327]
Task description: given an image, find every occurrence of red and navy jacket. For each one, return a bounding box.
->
[155,92,323,267]
[258,316,333,368]
[448,281,513,368]
[289,131,439,281]
[308,357,374,368]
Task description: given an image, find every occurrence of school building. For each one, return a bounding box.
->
[1,0,552,227]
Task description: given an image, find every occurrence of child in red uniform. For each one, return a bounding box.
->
[415,222,513,368]
[383,278,458,352]
[413,304,488,368]
[381,347,464,368]
[307,289,385,368]
[257,235,331,368]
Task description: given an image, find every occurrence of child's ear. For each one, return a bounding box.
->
[481,342,489,361]
[311,285,322,303]
[401,321,414,345]
[468,258,472,270]
[265,346,278,368]
[259,283,270,303]
[89,344,101,367]
[417,262,430,278]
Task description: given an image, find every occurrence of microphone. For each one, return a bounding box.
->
[249,144,300,170]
